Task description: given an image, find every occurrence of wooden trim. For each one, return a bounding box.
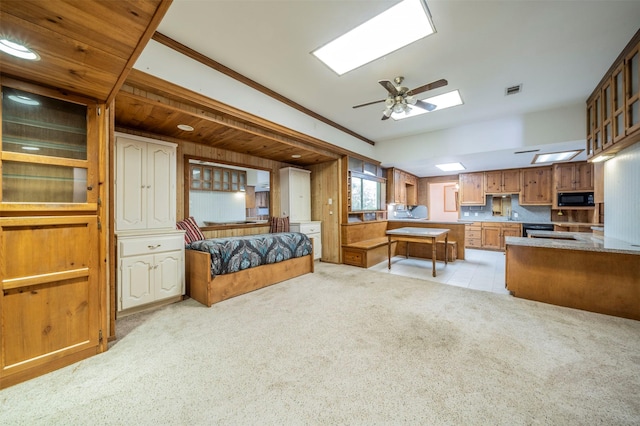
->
[151,32,375,146]
[105,0,173,105]
[2,268,89,290]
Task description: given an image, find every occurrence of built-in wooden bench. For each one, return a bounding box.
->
[342,221,395,268]
[342,221,462,268]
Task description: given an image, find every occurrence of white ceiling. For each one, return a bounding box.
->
[154,0,640,176]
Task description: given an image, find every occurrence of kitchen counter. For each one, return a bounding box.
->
[506,231,640,255]
[505,231,640,321]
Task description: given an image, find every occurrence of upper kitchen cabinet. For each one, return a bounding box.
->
[484,169,520,194]
[553,162,593,192]
[587,29,640,161]
[520,167,553,205]
[459,172,486,206]
[387,168,418,205]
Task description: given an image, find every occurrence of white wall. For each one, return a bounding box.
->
[604,142,640,244]
[428,182,459,222]
[134,41,376,161]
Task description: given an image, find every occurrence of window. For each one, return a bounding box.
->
[351,173,386,211]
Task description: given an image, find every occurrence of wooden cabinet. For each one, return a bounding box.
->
[587,30,640,160]
[387,168,418,205]
[245,186,256,209]
[190,164,246,192]
[459,172,486,205]
[115,135,177,232]
[465,222,482,248]
[520,167,553,205]
[117,233,185,312]
[290,221,322,260]
[280,167,311,222]
[553,162,593,192]
[485,169,520,194]
[481,222,522,250]
[255,191,270,208]
[1,81,103,389]
[481,223,502,250]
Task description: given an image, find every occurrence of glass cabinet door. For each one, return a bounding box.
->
[1,84,95,207]
[202,167,212,190]
[191,165,203,189]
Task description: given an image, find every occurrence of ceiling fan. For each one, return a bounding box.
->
[353,76,448,120]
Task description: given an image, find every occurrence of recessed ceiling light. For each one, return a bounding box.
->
[392,90,463,120]
[532,150,582,164]
[0,39,40,61]
[8,94,40,106]
[436,162,465,172]
[291,154,302,158]
[311,0,435,75]
[177,124,194,131]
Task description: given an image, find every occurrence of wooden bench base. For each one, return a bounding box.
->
[342,237,395,268]
[401,240,457,262]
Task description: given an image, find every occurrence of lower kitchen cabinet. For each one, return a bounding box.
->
[465,222,482,248]
[117,231,185,313]
[477,222,522,251]
[290,221,322,260]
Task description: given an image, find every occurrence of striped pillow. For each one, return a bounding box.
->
[269,216,290,233]
[176,216,205,245]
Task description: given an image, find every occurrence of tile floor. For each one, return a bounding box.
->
[368,248,511,295]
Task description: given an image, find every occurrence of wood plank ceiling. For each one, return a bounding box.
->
[0,0,172,104]
[115,70,343,166]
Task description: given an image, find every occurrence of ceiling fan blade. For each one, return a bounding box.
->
[409,78,448,95]
[415,99,437,112]
[381,112,392,121]
[353,99,385,109]
[379,79,400,96]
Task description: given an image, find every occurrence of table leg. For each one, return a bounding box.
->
[388,237,391,270]
[431,237,437,277]
[444,233,448,265]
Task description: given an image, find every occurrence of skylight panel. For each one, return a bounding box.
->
[312,0,435,75]
[392,90,463,120]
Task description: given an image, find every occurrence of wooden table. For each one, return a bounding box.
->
[386,227,450,277]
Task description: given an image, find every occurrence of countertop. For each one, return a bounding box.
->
[388,219,468,225]
[506,231,640,255]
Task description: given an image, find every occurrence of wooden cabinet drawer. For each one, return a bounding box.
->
[466,229,481,239]
[466,238,482,248]
[343,248,364,267]
[118,233,184,257]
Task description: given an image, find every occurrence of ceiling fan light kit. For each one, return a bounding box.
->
[354,76,448,120]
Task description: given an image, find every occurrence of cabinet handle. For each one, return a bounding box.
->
[148,244,161,249]
[87,185,93,190]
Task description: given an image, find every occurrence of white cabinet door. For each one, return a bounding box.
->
[120,255,155,310]
[116,138,147,231]
[280,167,311,222]
[155,251,184,299]
[115,134,177,233]
[147,143,176,230]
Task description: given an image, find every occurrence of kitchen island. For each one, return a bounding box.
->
[505,232,640,320]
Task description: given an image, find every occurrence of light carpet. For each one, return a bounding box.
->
[1,262,639,425]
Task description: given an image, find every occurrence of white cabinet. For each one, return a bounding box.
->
[114,133,183,314]
[115,134,177,232]
[290,221,322,260]
[117,233,185,312]
[280,167,311,222]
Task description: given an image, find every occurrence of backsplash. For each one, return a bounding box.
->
[460,195,551,223]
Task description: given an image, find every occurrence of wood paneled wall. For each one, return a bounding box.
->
[308,159,341,263]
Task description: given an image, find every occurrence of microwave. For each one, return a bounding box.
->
[557,192,595,207]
